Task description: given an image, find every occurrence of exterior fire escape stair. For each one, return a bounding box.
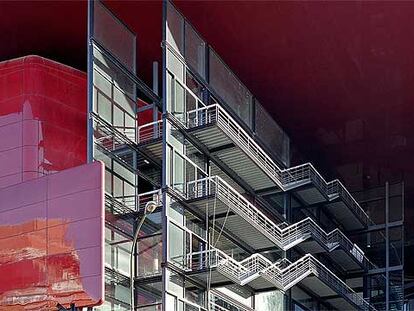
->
[186,248,375,311]
[185,104,372,230]
[186,175,367,269]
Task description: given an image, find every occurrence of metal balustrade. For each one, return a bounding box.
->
[186,248,375,311]
[187,176,367,266]
[137,120,163,144]
[137,189,162,212]
[186,104,371,227]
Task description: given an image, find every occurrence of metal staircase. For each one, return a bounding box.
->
[186,248,375,311]
[187,176,367,267]
[186,104,371,228]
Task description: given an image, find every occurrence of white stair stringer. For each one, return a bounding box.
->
[187,176,367,266]
[186,248,375,311]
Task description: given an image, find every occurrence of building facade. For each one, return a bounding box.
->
[0,1,405,310]
[87,2,402,311]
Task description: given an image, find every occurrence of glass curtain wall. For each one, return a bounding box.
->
[164,0,290,168]
[88,1,162,310]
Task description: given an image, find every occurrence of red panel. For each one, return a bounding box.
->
[0,161,105,309]
[0,56,87,189]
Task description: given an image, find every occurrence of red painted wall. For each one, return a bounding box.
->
[0,56,87,189]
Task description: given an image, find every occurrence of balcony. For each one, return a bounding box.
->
[136,119,163,163]
[186,104,371,230]
[186,176,369,271]
[186,248,375,311]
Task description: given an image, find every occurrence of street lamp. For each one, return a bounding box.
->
[130,201,158,310]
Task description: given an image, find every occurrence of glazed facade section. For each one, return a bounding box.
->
[86,1,384,311]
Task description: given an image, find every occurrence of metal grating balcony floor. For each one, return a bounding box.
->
[138,137,163,163]
[298,240,364,272]
[293,186,328,205]
[186,176,369,271]
[186,105,372,230]
[325,200,366,231]
[188,266,276,292]
[189,196,277,251]
[295,276,360,311]
[189,124,278,191]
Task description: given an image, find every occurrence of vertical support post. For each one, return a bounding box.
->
[153,61,160,141]
[402,181,405,308]
[87,0,94,163]
[161,2,168,311]
[385,181,390,311]
[153,61,159,96]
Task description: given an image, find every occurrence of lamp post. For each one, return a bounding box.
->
[130,201,158,311]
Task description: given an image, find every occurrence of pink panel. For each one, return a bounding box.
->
[22,119,40,146]
[0,161,105,309]
[0,147,22,179]
[0,121,22,152]
[0,201,47,239]
[0,175,47,213]
[0,173,22,190]
[48,162,103,199]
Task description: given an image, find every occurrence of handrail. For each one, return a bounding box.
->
[137,120,163,144]
[187,176,367,266]
[137,189,162,212]
[186,248,375,311]
[186,104,372,227]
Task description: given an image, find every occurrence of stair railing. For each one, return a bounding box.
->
[187,176,366,264]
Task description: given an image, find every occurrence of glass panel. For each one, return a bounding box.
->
[137,281,163,306]
[167,49,184,81]
[168,222,185,267]
[166,1,184,55]
[169,199,184,225]
[173,152,185,194]
[255,291,284,311]
[209,49,253,128]
[167,72,174,112]
[137,235,162,277]
[167,271,184,297]
[93,0,136,72]
[389,270,404,311]
[255,100,290,166]
[165,294,176,311]
[366,229,386,268]
[105,227,132,277]
[185,279,205,307]
[174,81,185,122]
[389,226,403,266]
[185,23,206,78]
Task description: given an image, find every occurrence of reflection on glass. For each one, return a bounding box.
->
[166,1,184,55]
[185,23,206,79]
[173,153,185,194]
[168,223,185,267]
[93,1,136,72]
[137,235,162,277]
[209,50,253,128]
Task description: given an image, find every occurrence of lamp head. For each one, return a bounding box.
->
[145,201,157,214]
